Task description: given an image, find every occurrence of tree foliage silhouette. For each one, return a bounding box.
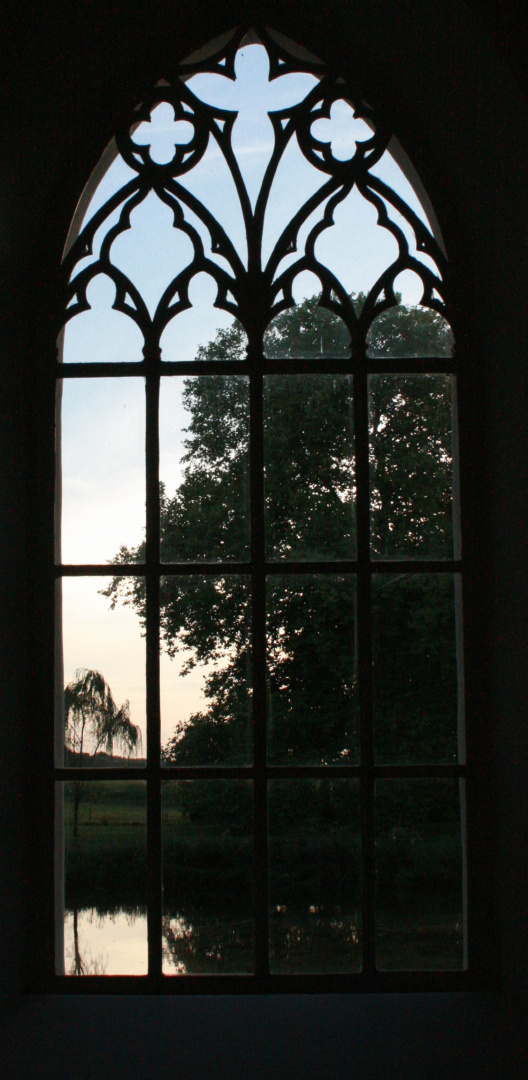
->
[103,295,457,801]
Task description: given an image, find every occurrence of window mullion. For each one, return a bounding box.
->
[354,361,376,975]
[145,361,162,983]
[250,357,269,978]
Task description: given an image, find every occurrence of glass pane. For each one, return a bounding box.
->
[371,574,461,764]
[375,779,465,970]
[57,378,145,565]
[58,577,146,767]
[369,375,455,559]
[162,781,254,974]
[264,293,351,359]
[159,274,248,362]
[264,375,355,560]
[60,274,145,364]
[366,305,454,358]
[159,376,250,562]
[160,576,252,765]
[269,780,361,973]
[58,781,147,975]
[109,190,195,320]
[311,182,398,302]
[267,575,358,764]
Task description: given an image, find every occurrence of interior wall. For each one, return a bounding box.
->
[1,0,527,1075]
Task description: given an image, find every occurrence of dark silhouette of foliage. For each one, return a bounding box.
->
[103,295,457,784]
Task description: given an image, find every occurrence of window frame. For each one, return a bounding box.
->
[32,23,493,995]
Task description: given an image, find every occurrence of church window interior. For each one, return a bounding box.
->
[54,25,466,988]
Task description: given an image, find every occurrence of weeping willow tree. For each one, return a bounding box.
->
[64,668,142,839]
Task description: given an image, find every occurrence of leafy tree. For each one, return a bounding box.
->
[64,668,142,838]
[265,291,453,360]
[366,302,454,358]
[265,294,351,358]
[103,296,457,814]
[369,375,453,558]
[264,373,355,561]
[372,574,458,763]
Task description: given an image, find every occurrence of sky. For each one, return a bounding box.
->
[59,43,443,754]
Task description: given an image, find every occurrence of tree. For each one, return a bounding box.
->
[64,668,142,839]
[103,295,456,806]
[265,291,453,361]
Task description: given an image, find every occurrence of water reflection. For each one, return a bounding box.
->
[162,913,254,975]
[64,902,361,975]
[60,779,464,975]
[268,779,362,972]
[64,904,254,976]
[270,909,361,974]
[375,780,464,970]
[64,906,147,975]
[162,781,255,974]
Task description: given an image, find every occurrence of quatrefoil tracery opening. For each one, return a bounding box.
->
[132,103,195,166]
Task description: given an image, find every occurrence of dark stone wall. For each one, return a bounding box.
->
[1,1,527,1074]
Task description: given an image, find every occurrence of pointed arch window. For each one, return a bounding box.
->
[54,25,467,988]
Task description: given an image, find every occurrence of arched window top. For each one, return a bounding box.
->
[60,25,453,366]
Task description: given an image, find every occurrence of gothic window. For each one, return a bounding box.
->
[55,26,466,987]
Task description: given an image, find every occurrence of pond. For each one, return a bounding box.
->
[59,779,463,975]
[64,907,148,976]
[63,904,363,976]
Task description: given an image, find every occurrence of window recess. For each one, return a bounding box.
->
[53,24,467,990]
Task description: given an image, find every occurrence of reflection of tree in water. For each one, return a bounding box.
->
[161,906,362,975]
[68,906,108,976]
[65,902,147,975]
[162,912,254,974]
[270,908,361,973]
